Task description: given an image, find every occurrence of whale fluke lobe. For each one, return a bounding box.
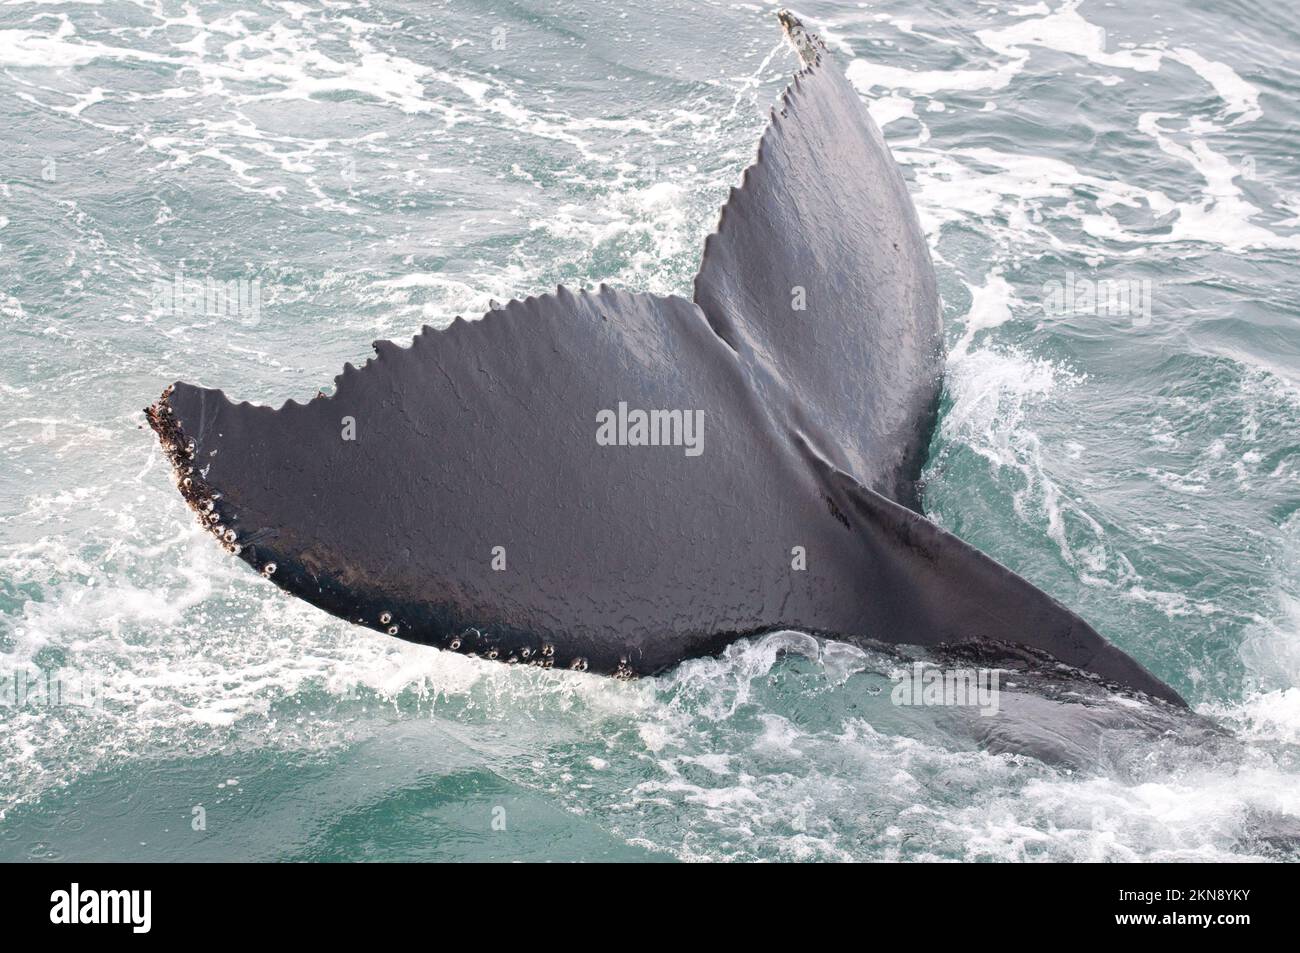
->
[146,13,1185,707]
[693,34,943,509]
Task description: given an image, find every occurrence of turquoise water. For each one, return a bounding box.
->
[2,0,1299,861]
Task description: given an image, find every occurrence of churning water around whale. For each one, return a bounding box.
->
[1,0,1298,861]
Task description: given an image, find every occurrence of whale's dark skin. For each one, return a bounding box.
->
[145,13,1185,706]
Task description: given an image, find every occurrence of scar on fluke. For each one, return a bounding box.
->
[146,11,1186,707]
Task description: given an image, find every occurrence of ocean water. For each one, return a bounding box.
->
[1,0,1299,862]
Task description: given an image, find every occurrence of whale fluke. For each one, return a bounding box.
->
[145,12,1184,706]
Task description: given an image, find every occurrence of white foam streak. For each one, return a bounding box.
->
[854,4,1283,251]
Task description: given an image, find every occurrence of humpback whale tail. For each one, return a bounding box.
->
[145,12,1185,707]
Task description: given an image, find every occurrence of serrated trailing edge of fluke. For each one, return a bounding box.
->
[150,283,704,419]
[690,50,825,324]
